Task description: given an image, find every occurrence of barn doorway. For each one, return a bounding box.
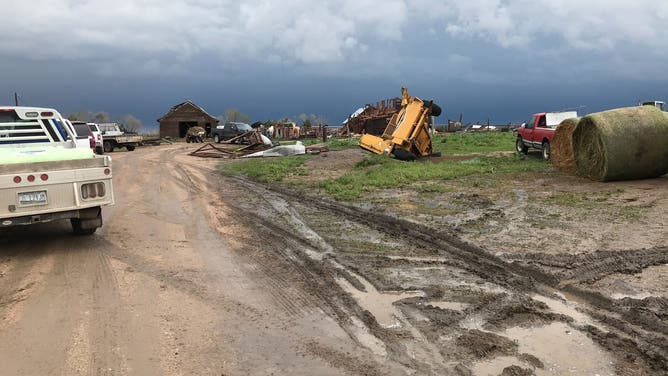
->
[178,121,198,138]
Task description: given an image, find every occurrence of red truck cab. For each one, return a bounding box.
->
[516,111,577,160]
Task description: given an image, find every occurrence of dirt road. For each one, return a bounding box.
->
[1,144,666,375]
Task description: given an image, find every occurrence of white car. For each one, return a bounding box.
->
[64,119,94,150]
[71,121,104,154]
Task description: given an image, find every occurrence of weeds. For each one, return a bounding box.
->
[432,132,516,155]
[321,155,550,200]
[221,156,309,182]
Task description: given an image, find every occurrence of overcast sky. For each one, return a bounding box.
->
[2,0,667,128]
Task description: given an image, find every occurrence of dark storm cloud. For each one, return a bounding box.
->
[1,1,667,127]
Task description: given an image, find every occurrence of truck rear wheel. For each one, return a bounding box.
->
[516,137,528,154]
[71,207,102,235]
[126,145,136,151]
[103,140,114,153]
[71,219,97,235]
[214,134,220,143]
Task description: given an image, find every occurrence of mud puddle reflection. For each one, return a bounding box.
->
[470,293,614,375]
[472,322,615,375]
[336,275,424,329]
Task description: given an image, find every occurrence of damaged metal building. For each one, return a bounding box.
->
[340,97,402,135]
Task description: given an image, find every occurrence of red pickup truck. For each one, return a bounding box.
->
[516,111,577,160]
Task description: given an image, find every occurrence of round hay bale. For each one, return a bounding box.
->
[551,118,579,174]
[572,106,668,181]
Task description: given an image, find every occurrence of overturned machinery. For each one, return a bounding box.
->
[359,88,442,161]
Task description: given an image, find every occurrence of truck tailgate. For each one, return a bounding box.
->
[0,159,113,220]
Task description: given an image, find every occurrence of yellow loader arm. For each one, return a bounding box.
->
[359,88,441,161]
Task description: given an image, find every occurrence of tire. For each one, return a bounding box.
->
[186,137,191,143]
[71,218,97,235]
[213,134,220,143]
[429,102,442,117]
[103,140,114,153]
[392,148,417,161]
[126,145,136,151]
[516,137,528,154]
[542,141,550,160]
[95,146,104,155]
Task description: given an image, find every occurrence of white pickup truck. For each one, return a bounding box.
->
[0,107,114,235]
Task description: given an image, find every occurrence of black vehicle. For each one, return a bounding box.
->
[211,122,252,143]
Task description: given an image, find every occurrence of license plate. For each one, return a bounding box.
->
[18,191,48,205]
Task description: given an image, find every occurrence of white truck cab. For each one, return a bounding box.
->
[640,101,665,112]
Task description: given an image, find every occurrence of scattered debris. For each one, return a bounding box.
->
[188,143,237,158]
[359,87,441,161]
[305,143,330,155]
[189,130,271,158]
[340,97,402,136]
[242,141,306,158]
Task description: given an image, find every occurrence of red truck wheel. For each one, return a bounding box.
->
[516,137,528,154]
[542,141,551,160]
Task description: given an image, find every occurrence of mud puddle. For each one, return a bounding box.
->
[336,274,424,329]
[590,264,668,299]
[385,255,450,263]
[532,293,604,329]
[470,322,615,375]
[422,301,470,311]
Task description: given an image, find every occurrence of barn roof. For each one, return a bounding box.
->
[157,101,218,122]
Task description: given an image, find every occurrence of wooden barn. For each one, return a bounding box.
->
[158,101,219,138]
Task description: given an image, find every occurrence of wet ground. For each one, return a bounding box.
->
[1,144,666,375]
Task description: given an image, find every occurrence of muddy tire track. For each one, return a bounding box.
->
[220,173,668,373]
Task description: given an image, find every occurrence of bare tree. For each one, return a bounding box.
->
[67,111,91,122]
[92,111,111,124]
[224,108,250,124]
[122,115,143,133]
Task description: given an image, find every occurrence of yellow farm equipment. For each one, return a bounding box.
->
[359,88,441,161]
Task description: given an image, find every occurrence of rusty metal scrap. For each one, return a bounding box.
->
[341,97,402,136]
[189,130,271,158]
[188,143,237,158]
[305,143,330,154]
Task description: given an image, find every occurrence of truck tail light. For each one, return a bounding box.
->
[27,175,35,182]
[81,182,106,200]
[97,134,101,141]
[90,136,95,149]
[104,168,111,175]
[41,174,49,181]
[13,176,21,183]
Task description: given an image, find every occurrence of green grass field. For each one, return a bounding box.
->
[220,132,550,200]
[320,154,548,200]
[432,132,516,155]
[222,156,310,183]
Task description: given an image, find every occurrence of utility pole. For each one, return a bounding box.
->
[14,92,18,106]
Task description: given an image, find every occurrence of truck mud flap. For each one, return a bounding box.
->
[77,207,102,228]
